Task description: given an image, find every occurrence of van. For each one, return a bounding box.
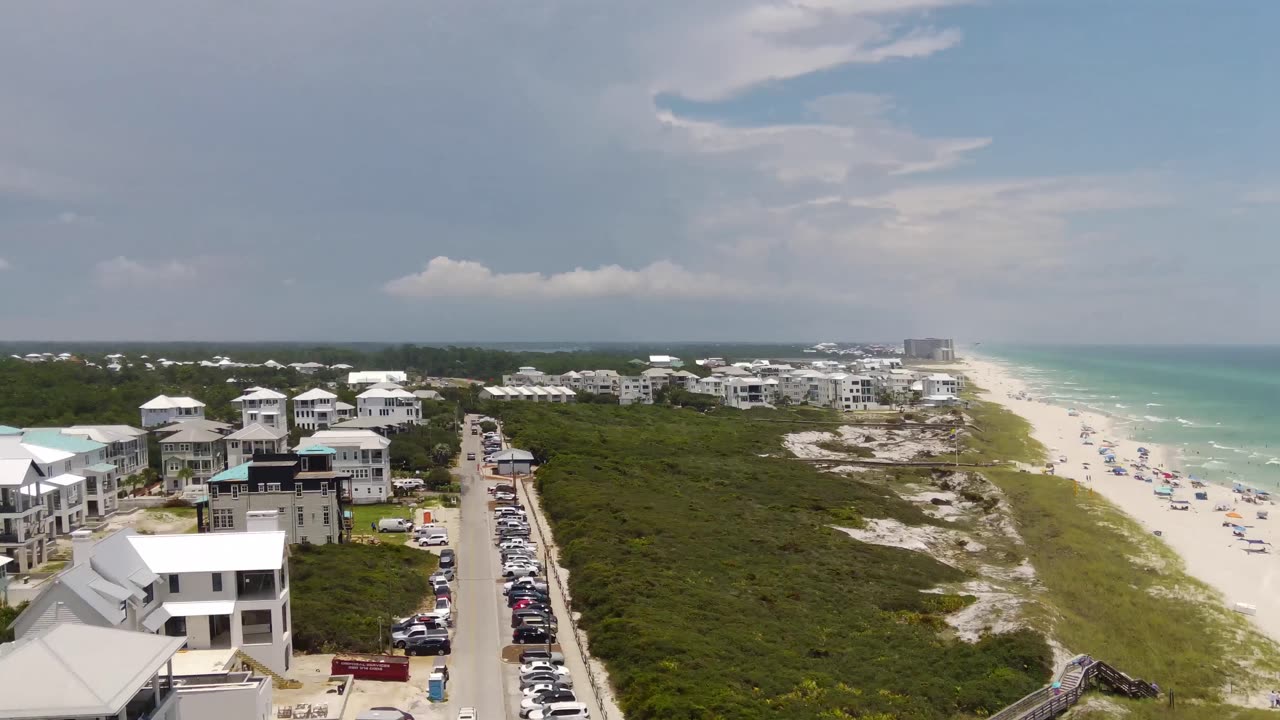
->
[378,518,413,533]
[414,524,445,538]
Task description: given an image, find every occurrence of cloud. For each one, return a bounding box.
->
[385,257,753,301]
[94,256,206,291]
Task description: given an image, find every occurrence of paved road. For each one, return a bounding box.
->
[446,416,509,720]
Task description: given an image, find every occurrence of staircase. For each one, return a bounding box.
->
[987,655,1158,720]
[235,649,303,689]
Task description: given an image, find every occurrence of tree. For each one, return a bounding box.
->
[176,466,194,490]
[479,420,498,433]
[430,443,453,466]
[124,473,141,497]
[426,467,453,490]
[139,467,159,492]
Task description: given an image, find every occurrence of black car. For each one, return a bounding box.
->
[403,635,451,657]
[434,585,453,600]
[513,625,556,644]
[438,549,456,569]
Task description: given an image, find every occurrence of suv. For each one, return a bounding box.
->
[527,702,591,720]
[438,549,456,570]
[520,690,577,718]
[513,625,556,644]
[403,635,451,656]
[519,649,565,665]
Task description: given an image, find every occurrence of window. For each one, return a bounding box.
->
[240,484,248,495]
[296,506,305,527]
[143,582,154,604]
[277,506,285,516]
[320,481,329,496]
[230,484,239,499]
[267,483,282,493]
[210,485,218,499]
[164,616,187,637]
[168,574,180,594]
[212,573,223,592]
[295,484,304,497]
[213,509,235,529]
[229,441,239,449]
[323,506,331,526]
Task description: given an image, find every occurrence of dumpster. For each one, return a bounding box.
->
[331,654,410,682]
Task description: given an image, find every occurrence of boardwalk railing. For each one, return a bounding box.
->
[987,655,1158,720]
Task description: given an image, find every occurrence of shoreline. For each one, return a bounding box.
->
[960,355,1280,647]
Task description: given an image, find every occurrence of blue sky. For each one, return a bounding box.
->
[1,1,1278,343]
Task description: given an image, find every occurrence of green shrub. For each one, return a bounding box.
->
[289,542,436,653]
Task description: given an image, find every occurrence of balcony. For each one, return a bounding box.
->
[236,570,278,600]
[124,678,175,720]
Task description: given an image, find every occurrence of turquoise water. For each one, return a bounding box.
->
[976,345,1280,490]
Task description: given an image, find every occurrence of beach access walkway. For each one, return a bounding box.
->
[987,655,1159,720]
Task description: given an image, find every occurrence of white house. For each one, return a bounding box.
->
[139,396,206,429]
[292,388,339,430]
[479,386,576,403]
[818,373,877,411]
[0,458,53,572]
[295,430,391,504]
[347,370,407,386]
[224,424,289,467]
[231,388,288,433]
[335,401,356,421]
[619,376,654,405]
[648,355,683,368]
[922,373,960,398]
[64,425,150,518]
[5,432,91,535]
[12,520,294,676]
[356,385,421,426]
[723,377,770,409]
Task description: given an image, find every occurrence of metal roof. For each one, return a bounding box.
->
[127,531,286,573]
[20,430,105,455]
[83,462,119,474]
[298,444,338,456]
[293,388,337,401]
[225,423,288,441]
[491,448,534,461]
[209,463,251,483]
[0,625,185,720]
[139,394,205,410]
[158,427,226,443]
[0,425,21,436]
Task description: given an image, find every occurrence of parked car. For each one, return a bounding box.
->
[431,567,454,582]
[494,492,517,502]
[466,452,475,460]
[499,539,535,550]
[403,635,451,656]
[518,649,565,665]
[511,609,555,628]
[439,549,456,570]
[520,690,577,717]
[392,615,447,633]
[519,662,570,676]
[434,598,452,621]
[513,625,556,644]
[392,624,442,648]
[430,576,450,591]
[510,598,542,611]
[391,479,424,491]
[377,518,413,533]
[521,672,573,690]
[504,578,549,595]
[433,585,453,600]
[516,615,558,634]
[419,533,450,547]
[504,563,540,578]
[526,702,590,720]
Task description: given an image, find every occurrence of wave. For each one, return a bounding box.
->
[1143,415,1169,423]
[1175,417,1194,426]
[1267,458,1280,466]
[1114,404,1128,409]
[1209,442,1239,451]
[1146,403,1163,407]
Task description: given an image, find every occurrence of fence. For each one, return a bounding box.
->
[519,478,616,720]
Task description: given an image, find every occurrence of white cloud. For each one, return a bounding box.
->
[385,257,752,301]
[94,256,203,290]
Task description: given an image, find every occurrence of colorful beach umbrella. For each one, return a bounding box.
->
[1226,512,1243,519]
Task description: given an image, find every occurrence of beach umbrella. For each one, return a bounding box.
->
[1137,447,1149,454]
[1226,512,1243,519]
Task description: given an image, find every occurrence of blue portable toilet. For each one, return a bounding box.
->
[428,672,446,701]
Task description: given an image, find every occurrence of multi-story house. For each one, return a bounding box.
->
[641,368,673,393]
[690,375,725,397]
[139,395,206,428]
[292,388,339,430]
[225,424,289,467]
[581,370,621,396]
[502,367,550,386]
[723,377,769,409]
[335,401,356,421]
[295,430,391,504]
[231,388,288,433]
[0,458,52,571]
[13,519,294,675]
[818,373,877,411]
[158,426,228,492]
[65,425,150,517]
[209,451,347,545]
[922,373,961,398]
[618,376,654,406]
[10,432,94,534]
[479,386,576,402]
[355,384,421,426]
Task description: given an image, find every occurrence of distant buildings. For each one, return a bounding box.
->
[480,386,577,403]
[139,395,206,428]
[157,425,229,493]
[224,424,289,468]
[347,370,407,386]
[903,338,955,361]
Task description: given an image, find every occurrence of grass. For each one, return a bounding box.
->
[961,398,1046,466]
[289,542,437,653]
[497,403,1052,720]
[348,503,415,535]
[146,506,196,518]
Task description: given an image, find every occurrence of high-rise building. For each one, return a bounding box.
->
[903,338,955,361]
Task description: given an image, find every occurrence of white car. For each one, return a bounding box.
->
[520,691,577,714]
[504,563,540,578]
[433,597,452,621]
[519,662,571,676]
[419,533,450,547]
[457,708,477,720]
[527,702,591,719]
[431,576,450,591]
[500,539,535,550]
[522,683,569,698]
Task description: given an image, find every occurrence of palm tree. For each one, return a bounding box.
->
[139,467,159,494]
[430,443,453,466]
[124,473,140,497]
[176,466,194,490]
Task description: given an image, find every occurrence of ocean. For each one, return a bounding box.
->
[976,345,1280,490]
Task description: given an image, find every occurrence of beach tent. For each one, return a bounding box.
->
[1171,500,1190,511]
[1195,491,1209,500]
[1112,467,1128,475]
[1155,486,1174,497]
[1137,447,1149,454]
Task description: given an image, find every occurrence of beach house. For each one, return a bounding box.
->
[922,373,960,398]
[208,452,347,545]
[64,425,149,517]
[157,426,229,493]
[0,459,53,572]
[356,383,421,426]
[3,433,90,535]
[231,388,289,433]
[346,370,407,386]
[224,424,289,467]
[139,395,206,428]
[294,429,391,504]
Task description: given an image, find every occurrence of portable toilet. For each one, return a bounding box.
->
[428,672,446,701]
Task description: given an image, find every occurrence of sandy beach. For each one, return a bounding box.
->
[962,355,1280,646]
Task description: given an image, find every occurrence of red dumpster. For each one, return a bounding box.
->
[331,654,410,682]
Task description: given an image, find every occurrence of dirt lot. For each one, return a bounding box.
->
[287,654,454,720]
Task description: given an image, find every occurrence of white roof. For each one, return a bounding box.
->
[225,423,288,441]
[127,531,286,573]
[161,600,237,617]
[927,373,957,381]
[67,425,146,443]
[348,370,407,384]
[0,625,185,719]
[335,401,355,410]
[298,429,391,451]
[492,448,534,461]
[293,388,338,401]
[357,387,416,399]
[43,473,85,487]
[232,388,287,402]
[0,438,74,465]
[139,394,205,410]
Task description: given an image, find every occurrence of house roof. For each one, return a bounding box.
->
[154,419,232,435]
[127,531,286,573]
[0,437,74,465]
[20,430,105,455]
[293,388,337,401]
[209,463,251,483]
[299,430,391,450]
[413,389,443,400]
[491,448,534,462]
[68,425,147,441]
[0,625,185,720]
[139,394,205,410]
[157,427,225,443]
[43,473,85,487]
[347,370,407,384]
[357,387,416,399]
[83,462,119,474]
[0,425,21,436]
[225,423,288,441]
[335,401,355,410]
[0,459,38,487]
[331,417,400,430]
[298,444,337,456]
[232,388,287,402]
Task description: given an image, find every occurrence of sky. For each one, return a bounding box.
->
[2,1,1279,344]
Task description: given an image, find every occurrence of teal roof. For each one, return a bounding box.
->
[21,430,105,454]
[210,463,251,483]
[0,425,21,436]
[298,444,337,456]
[84,462,118,474]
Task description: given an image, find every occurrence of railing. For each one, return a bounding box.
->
[519,476,616,720]
[987,656,1158,720]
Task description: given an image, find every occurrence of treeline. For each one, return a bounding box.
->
[498,403,1051,720]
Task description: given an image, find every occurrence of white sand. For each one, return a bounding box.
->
[963,356,1280,644]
